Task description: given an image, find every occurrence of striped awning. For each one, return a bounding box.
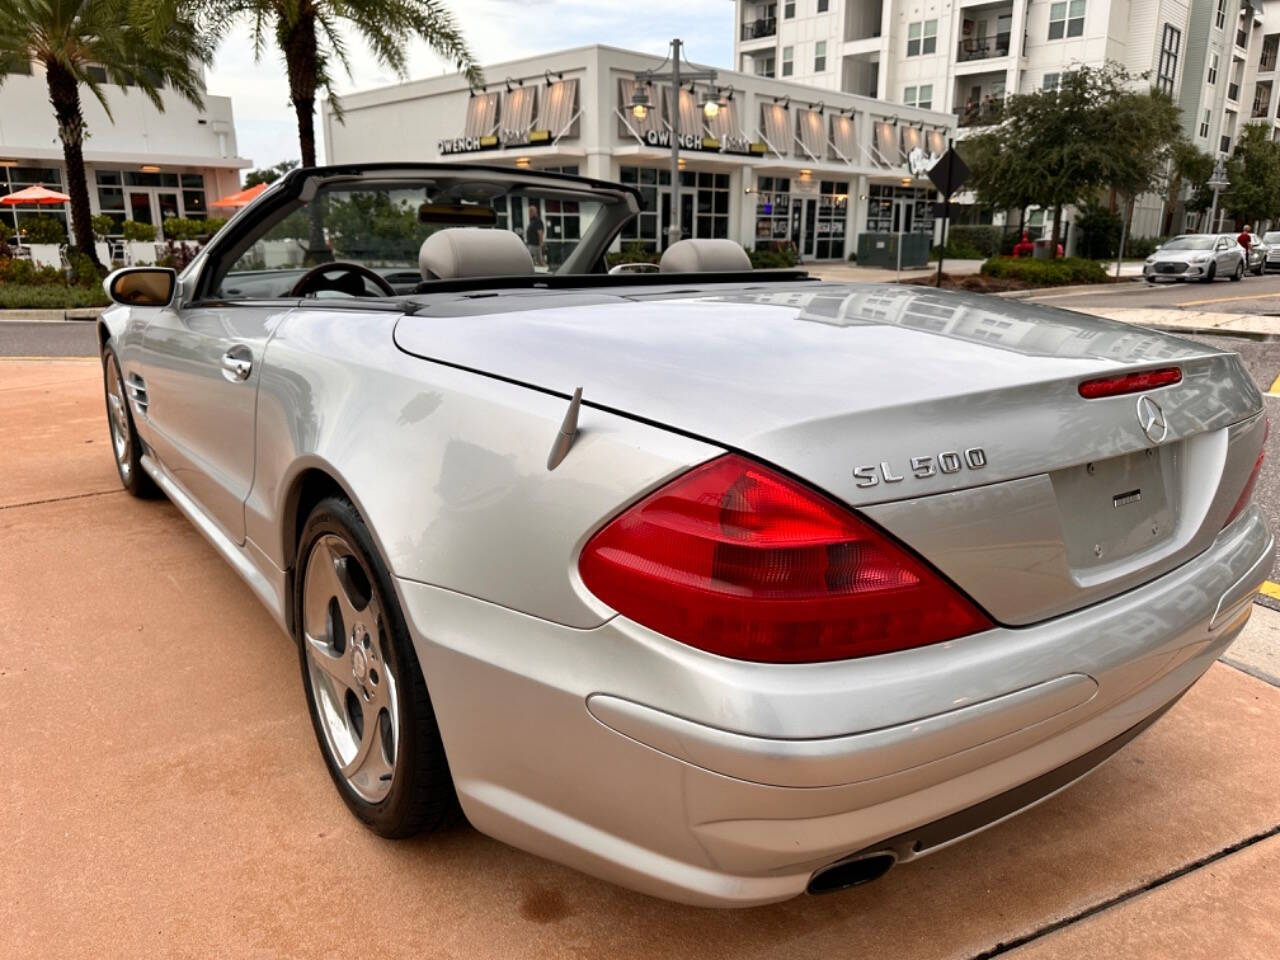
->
[874,121,896,163]
[502,85,537,143]
[665,86,702,138]
[618,77,663,139]
[900,125,923,162]
[537,78,579,139]
[464,92,500,138]
[706,99,743,142]
[828,113,856,161]
[795,108,825,160]
[760,102,790,155]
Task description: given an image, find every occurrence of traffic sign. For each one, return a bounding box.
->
[928,147,971,199]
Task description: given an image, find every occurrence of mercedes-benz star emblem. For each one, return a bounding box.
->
[1136,395,1168,444]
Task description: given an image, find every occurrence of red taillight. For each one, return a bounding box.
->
[1078,367,1182,399]
[578,454,993,663]
[1224,419,1269,528]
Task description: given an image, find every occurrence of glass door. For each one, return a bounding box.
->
[128,192,154,226]
[157,192,180,234]
[803,198,817,258]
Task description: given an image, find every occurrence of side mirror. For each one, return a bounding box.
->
[104,267,177,308]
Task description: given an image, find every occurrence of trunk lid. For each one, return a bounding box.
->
[396,282,1263,622]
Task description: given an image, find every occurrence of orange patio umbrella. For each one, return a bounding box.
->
[211,182,268,209]
[0,184,71,205]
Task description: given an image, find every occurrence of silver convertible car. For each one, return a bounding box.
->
[97,164,1271,907]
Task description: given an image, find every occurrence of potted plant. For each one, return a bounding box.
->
[20,215,66,268]
[121,219,158,264]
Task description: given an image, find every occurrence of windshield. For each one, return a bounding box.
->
[213,172,627,300]
[1162,236,1215,251]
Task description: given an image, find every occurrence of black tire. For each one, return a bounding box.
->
[295,495,457,838]
[1203,262,1216,283]
[101,346,159,498]
[1230,260,1244,282]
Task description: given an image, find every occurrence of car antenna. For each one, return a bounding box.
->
[546,387,583,471]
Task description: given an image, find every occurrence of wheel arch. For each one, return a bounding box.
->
[277,460,379,637]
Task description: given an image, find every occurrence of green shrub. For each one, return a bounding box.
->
[946,225,1004,258]
[605,241,659,269]
[21,215,67,244]
[980,256,1108,286]
[749,243,799,268]
[0,258,65,286]
[91,214,117,240]
[0,284,109,309]
[122,220,157,242]
[162,216,226,241]
[934,240,985,260]
[846,251,857,262]
[1076,204,1123,260]
[1126,235,1164,258]
[66,250,106,288]
[0,220,11,243]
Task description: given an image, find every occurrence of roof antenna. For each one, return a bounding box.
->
[546,387,583,471]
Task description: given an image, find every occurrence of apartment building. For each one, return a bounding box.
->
[735,0,1280,234]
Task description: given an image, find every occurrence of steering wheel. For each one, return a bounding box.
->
[289,261,396,298]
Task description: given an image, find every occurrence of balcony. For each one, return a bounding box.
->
[741,17,776,42]
[956,33,1011,62]
[955,98,1004,127]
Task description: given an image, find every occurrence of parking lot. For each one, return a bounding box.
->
[3,350,1279,959]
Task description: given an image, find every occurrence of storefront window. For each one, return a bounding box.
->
[619,166,727,251]
[865,184,935,235]
[94,169,208,231]
[755,176,792,246]
[693,171,730,240]
[813,181,848,260]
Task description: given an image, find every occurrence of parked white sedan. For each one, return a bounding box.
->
[1143,234,1246,283]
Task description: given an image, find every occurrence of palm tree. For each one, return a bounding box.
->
[202,0,481,168]
[0,0,211,268]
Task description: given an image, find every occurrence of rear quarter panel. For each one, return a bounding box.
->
[246,307,724,628]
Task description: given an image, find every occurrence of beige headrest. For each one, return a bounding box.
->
[659,239,752,273]
[419,227,535,280]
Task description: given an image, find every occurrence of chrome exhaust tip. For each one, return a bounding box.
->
[806,852,897,895]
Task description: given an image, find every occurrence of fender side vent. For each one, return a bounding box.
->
[125,374,149,416]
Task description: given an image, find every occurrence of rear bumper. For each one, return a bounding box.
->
[396,506,1271,907]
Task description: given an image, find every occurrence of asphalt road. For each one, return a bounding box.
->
[1025,268,1280,315]
[0,320,99,357]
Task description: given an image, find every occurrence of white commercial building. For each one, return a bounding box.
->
[0,63,249,240]
[735,0,1280,235]
[322,44,956,262]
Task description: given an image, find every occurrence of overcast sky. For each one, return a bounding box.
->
[205,0,734,175]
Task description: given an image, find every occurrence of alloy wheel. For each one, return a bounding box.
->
[104,359,132,483]
[302,533,399,803]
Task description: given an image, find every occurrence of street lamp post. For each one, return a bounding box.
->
[1206,158,1230,234]
[630,39,721,245]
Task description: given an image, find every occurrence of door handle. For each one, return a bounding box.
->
[221,350,252,382]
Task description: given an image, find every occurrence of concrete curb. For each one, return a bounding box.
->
[0,307,101,324]
[995,277,1146,300]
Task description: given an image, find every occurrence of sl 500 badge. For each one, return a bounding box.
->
[853,448,987,488]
